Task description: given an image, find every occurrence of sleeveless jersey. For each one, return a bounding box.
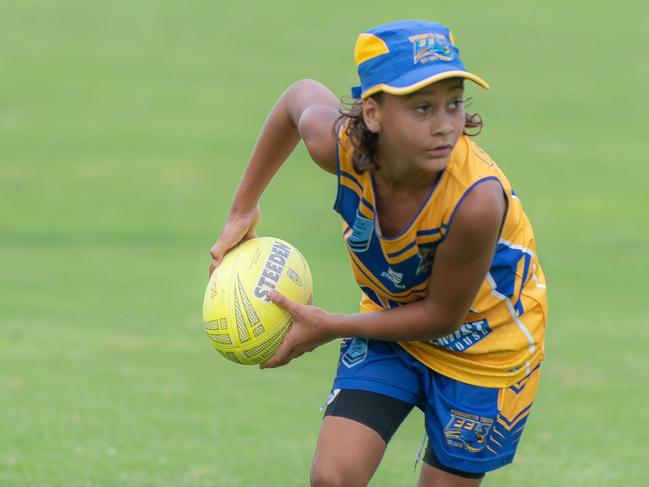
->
[333,125,547,388]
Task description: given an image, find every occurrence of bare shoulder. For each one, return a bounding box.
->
[288,80,341,175]
[437,179,506,266]
[449,179,506,242]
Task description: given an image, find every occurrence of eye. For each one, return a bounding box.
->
[447,98,465,110]
[414,103,430,113]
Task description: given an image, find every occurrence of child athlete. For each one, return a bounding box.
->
[209,20,547,487]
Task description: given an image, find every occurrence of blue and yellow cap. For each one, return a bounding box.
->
[351,20,489,100]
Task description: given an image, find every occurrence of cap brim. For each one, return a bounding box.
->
[362,70,489,99]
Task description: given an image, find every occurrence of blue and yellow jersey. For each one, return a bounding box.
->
[333,124,547,388]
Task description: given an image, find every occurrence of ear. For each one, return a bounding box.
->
[362,97,382,134]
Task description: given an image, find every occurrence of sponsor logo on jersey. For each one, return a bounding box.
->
[254,241,291,301]
[430,319,492,352]
[347,211,374,253]
[444,409,494,453]
[380,267,406,289]
[341,338,368,368]
[409,33,455,64]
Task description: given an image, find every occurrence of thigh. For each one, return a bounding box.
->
[311,416,386,487]
[312,388,414,487]
[417,463,483,487]
[417,444,485,487]
[311,340,421,486]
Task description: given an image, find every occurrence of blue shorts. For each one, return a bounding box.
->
[330,338,540,474]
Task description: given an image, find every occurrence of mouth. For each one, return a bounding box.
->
[425,144,453,158]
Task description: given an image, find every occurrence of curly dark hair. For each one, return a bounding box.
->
[334,92,484,174]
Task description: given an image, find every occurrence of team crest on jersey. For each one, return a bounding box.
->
[409,33,455,64]
[444,409,494,453]
[347,210,374,253]
[341,338,368,368]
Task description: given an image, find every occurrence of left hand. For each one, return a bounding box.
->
[260,290,336,369]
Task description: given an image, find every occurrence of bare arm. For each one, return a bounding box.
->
[230,79,340,214]
[263,179,506,367]
[209,80,340,273]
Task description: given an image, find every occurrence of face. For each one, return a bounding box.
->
[362,78,466,174]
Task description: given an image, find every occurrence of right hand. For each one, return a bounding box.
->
[209,207,260,277]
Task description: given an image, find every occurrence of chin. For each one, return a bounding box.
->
[420,157,449,173]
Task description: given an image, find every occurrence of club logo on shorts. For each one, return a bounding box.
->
[347,211,374,253]
[341,338,368,368]
[443,409,494,453]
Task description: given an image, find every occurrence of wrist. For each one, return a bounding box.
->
[324,312,353,340]
[228,203,259,220]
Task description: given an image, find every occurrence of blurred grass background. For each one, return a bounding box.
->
[1,0,647,485]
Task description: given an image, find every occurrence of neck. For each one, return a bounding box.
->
[373,148,442,192]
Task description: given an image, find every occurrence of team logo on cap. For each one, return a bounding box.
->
[409,33,455,64]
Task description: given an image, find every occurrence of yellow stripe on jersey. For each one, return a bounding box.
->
[383,244,419,265]
[334,121,547,388]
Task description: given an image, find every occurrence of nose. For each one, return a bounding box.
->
[430,109,455,137]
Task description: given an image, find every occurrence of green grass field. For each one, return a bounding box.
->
[1,1,648,485]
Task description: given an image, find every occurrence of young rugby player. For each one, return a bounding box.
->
[210,20,547,486]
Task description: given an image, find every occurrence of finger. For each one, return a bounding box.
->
[208,243,223,273]
[269,290,298,314]
[209,239,235,268]
[260,340,293,369]
[210,242,229,262]
[210,230,239,261]
[209,247,223,266]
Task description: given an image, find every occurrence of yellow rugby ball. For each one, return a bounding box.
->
[203,236,313,365]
